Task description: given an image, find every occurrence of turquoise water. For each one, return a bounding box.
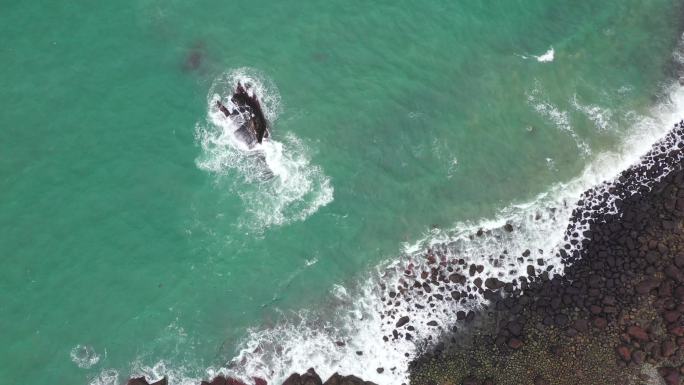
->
[1,0,682,384]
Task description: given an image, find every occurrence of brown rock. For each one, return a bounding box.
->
[663,340,677,357]
[508,338,523,349]
[636,278,661,294]
[627,325,649,341]
[616,345,632,362]
[661,367,681,385]
[664,311,681,323]
[593,317,608,329]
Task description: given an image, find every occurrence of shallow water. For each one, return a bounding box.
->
[1,1,683,384]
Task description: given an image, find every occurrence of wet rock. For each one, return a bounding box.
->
[632,350,646,365]
[396,316,410,328]
[660,367,681,385]
[616,345,632,362]
[663,340,677,357]
[504,223,514,232]
[484,277,504,290]
[627,325,649,341]
[636,278,661,294]
[508,338,523,349]
[574,319,589,332]
[593,317,608,329]
[449,273,466,284]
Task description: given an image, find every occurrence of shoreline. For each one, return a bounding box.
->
[408,120,684,385]
[128,116,684,385]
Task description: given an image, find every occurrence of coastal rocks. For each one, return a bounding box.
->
[199,376,247,385]
[282,369,323,385]
[127,378,168,385]
[321,373,378,385]
[409,122,684,384]
[396,316,410,328]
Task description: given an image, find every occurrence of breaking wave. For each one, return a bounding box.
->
[139,55,684,385]
[195,68,333,230]
[71,345,101,369]
[209,83,684,385]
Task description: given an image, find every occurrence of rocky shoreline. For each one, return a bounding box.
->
[128,120,684,385]
[127,370,378,385]
[407,121,684,385]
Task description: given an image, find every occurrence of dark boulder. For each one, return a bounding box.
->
[396,316,410,328]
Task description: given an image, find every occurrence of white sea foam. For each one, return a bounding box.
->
[195,68,333,230]
[88,369,119,385]
[535,47,555,63]
[135,83,684,385]
[571,95,615,132]
[71,344,101,369]
[212,83,684,385]
[527,85,592,156]
[148,68,684,385]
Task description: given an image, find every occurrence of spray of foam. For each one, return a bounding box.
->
[132,61,684,385]
[527,84,592,156]
[535,47,555,63]
[71,345,102,369]
[125,83,684,385]
[195,68,333,230]
[214,83,684,385]
[571,94,615,132]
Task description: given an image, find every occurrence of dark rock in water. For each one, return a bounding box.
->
[322,373,377,385]
[226,377,247,385]
[127,377,168,385]
[283,369,323,385]
[504,223,514,232]
[253,378,268,385]
[449,273,466,284]
[484,277,504,290]
[282,374,302,385]
[183,41,205,72]
[376,368,384,374]
[215,82,270,147]
[427,320,439,326]
[302,369,323,385]
[396,316,410,328]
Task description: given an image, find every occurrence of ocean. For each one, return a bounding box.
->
[1,0,683,384]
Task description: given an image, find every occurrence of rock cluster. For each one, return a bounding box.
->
[126,369,376,385]
[409,123,684,385]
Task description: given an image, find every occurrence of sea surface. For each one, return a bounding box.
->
[2,1,684,384]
